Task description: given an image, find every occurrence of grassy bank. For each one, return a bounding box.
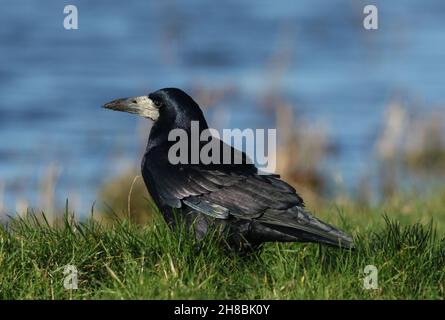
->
[0,191,444,300]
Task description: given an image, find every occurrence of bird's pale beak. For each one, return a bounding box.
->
[103,96,159,121]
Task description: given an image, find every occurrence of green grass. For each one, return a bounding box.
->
[1,192,445,300]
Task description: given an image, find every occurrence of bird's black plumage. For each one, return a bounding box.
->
[104,88,354,251]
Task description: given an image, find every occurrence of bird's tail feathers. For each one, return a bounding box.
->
[251,207,355,249]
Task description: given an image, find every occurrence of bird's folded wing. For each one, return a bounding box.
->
[145,156,304,218]
[183,197,230,219]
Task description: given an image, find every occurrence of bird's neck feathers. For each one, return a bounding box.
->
[147,108,209,151]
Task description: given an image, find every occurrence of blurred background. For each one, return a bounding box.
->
[0,0,444,222]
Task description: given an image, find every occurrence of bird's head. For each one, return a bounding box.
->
[103,88,208,131]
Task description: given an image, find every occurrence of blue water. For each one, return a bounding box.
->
[0,0,444,215]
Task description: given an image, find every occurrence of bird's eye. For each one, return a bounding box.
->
[153,100,161,107]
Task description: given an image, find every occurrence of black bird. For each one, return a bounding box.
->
[104,88,354,251]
